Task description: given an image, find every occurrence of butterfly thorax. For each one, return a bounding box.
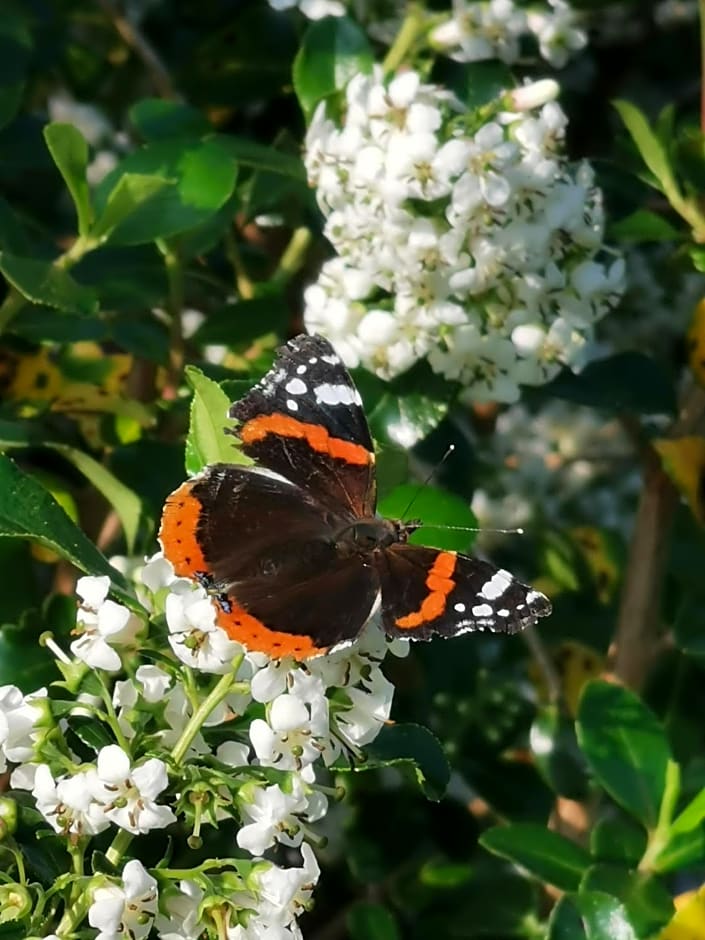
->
[334,517,420,557]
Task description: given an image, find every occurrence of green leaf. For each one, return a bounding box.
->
[580,865,674,936]
[575,891,638,940]
[0,13,31,132]
[590,817,647,867]
[378,484,477,553]
[360,723,450,801]
[0,453,137,611]
[70,715,115,752]
[215,135,306,181]
[43,123,93,236]
[649,825,705,873]
[184,366,247,474]
[91,173,175,245]
[548,897,587,940]
[363,362,454,448]
[670,786,705,836]
[480,824,591,891]
[539,352,677,415]
[347,903,400,940]
[576,681,671,828]
[293,16,373,118]
[192,296,289,346]
[614,99,676,194]
[95,137,238,244]
[610,209,680,243]
[530,705,590,800]
[0,252,98,316]
[433,59,513,111]
[48,445,142,554]
[129,98,212,141]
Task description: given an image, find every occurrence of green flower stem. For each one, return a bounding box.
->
[96,674,132,754]
[170,655,245,766]
[270,226,313,288]
[159,240,186,389]
[639,759,681,872]
[383,4,427,74]
[105,826,135,869]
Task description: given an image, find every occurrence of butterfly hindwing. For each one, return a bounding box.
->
[378,543,551,641]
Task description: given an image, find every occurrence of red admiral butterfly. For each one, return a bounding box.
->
[159,334,551,659]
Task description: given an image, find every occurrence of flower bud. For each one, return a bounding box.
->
[509,79,560,111]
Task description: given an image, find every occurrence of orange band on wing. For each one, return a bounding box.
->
[240,414,372,466]
[394,551,457,630]
[158,481,209,578]
[216,605,327,660]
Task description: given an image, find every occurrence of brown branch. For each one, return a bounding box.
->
[610,382,705,689]
[95,0,180,101]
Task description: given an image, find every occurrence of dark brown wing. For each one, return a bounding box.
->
[376,543,551,641]
[229,334,376,518]
[159,463,379,659]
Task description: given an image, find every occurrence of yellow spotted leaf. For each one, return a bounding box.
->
[571,526,620,603]
[659,883,705,940]
[654,437,705,526]
[529,641,605,717]
[687,298,705,387]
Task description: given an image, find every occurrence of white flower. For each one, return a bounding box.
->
[255,843,320,929]
[303,67,623,402]
[88,745,176,834]
[71,576,141,672]
[250,689,331,772]
[154,880,204,940]
[0,685,46,769]
[332,665,395,748]
[237,780,309,856]
[88,859,157,940]
[33,764,110,837]
[166,582,244,673]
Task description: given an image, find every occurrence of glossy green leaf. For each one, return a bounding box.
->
[363,363,453,448]
[548,896,587,940]
[580,865,673,936]
[43,123,93,236]
[293,16,373,118]
[0,453,136,610]
[614,99,676,194]
[95,137,238,243]
[0,252,98,316]
[576,681,671,828]
[0,14,31,131]
[184,366,247,474]
[359,723,450,801]
[215,135,306,181]
[480,823,591,891]
[129,98,212,141]
[378,484,477,553]
[590,817,646,867]
[90,173,174,245]
[576,891,638,940]
[347,903,400,940]
[433,59,514,111]
[540,352,677,415]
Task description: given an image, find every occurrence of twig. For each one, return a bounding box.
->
[610,382,705,689]
[94,0,180,101]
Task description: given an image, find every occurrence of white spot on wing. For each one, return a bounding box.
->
[285,377,308,396]
[479,569,513,600]
[497,609,510,617]
[454,602,466,613]
[314,383,362,406]
[472,603,493,617]
[527,590,544,604]
[296,364,307,375]
[308,357,318,364]
[321,353,341,365]
[286,399,299,412]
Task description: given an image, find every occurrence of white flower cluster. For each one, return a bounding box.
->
[6,553,405,940]
[304,69,624,404]
[431,0,587,68]
[471,400,638,537]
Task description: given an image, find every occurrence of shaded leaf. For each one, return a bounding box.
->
[360,723,450,801]
[378,484,477,554]
[91,173,175,245]
[0,252,98,316]
[0,453,137,610]
[614,99,676,194]
[581,865,674,936]
[347,902,400,940]
[480,823,591,891]
[129,97,212,141]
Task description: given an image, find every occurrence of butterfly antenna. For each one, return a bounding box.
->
[400,444,456,520]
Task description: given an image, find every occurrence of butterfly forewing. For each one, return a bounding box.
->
[230,334,376,518]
